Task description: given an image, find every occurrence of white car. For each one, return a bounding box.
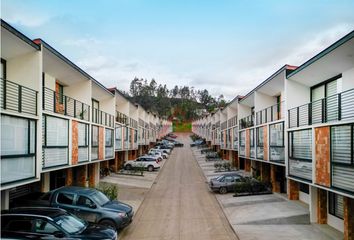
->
[149,149,168,159]
[124,156,160,172]
[153,146,171,154]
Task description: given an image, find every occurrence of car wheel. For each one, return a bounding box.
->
[147,165,154,172]
[125,164,132,170]
[219,187,227,194]
[99,219,116,230]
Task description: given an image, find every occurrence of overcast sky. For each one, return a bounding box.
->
[2,0,354,100]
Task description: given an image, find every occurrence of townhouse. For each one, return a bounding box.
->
[0,19,172,209]
[192,31,354,238]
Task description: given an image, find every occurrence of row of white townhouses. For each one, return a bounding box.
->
[0,19,172,209]
[192,30,354,239]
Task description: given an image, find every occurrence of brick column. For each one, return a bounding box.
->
[72,120,78,165]
[288,179,299,200]
[245,159,251,172]
[74,166,88,187]
[344,197,354,240]
[315,127,330,187]
[245,129,250,158]
[66,168,73,186]
[271,165,280,193]
[263,126,268,161]
[317,189,327,224]
[261,163,270,183]
[88,163,99,188]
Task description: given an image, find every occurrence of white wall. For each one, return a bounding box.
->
[285,79,310,110]
[100,97,116,115]
[64,80,91,105]
[7,51,42,91]
[327,214,344,233]
[238,103,251,119]
[254,91,277,111]
[43,73,56,91]
[342,67,354,91]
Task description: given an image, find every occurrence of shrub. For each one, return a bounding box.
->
[96,182,118,201]
[222,161,231,171]
[214,162,222,170]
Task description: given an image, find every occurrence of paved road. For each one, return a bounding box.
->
[120,133,238,240]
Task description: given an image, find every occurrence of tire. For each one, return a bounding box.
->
[125,164,132,170]
[219,187,227,194]
[99,219,116,230]
[147,165,154,172]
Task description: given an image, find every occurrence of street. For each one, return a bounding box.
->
[119,133,238,240]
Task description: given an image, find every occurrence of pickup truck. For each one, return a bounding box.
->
[13,186,134,231]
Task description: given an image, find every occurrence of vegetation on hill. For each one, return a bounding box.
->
[124,78,227,123]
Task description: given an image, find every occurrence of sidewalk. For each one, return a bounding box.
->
[192,148,343,240]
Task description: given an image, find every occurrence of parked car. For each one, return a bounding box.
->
[1,207,117,240]
[174,141,184,147]
[209,173,246,194]
[190,139,205,147]
[124,156,161,172]
[154,145,172,154]
[148,149,168,159]
[13,186,133,231]
[167,133,177,138]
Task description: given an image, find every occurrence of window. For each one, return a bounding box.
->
[78,123,88,147]
[92,126,99,147]
[1,58,6,79]
[289,129,312,181]
[331,125,354,193]
[270,122,284,147]
[34,219,59,234]
[57,193,74,205]
[250,129,254,147]
[134,129,138,143]
[1,115,36,184]
[4,218,33,232]
[257,127,264,147]
[224,176,235,182]
[311,76,342,102]
[44,116,68,147]
[289,129,311,160]
[77,196,95,208]
[233,127,238,149]
[240,131,245,146]
[328,192,344,219]
[115,125,122,150]
[105,128,113,147]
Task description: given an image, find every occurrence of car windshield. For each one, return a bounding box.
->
[54,214,87,234]
[91,191,110,206]
[216,176,224,181]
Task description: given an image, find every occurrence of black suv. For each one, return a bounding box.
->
[1,207,117,239]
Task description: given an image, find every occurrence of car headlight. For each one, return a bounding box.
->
[118,212,127,218]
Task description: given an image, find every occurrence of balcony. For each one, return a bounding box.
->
[256,101,284,126]
[1,78,38,116]
[116,111,128,125]
[92,108,114,128]
[43,87,90,121]
[288,88,354,128]
[239,115,254,129]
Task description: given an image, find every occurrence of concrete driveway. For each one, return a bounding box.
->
[119,133,238,240]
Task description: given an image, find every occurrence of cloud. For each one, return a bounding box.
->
[1,2,52,27]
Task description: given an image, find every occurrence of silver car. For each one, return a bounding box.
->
[209,173,245,194]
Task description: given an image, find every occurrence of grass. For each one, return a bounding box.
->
[173,122,191,132]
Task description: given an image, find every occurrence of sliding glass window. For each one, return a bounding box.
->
[269,122,284,162]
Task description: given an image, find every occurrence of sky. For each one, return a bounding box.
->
[2,0,354,100]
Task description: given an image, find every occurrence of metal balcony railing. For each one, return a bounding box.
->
[256,101,284,126]
[116,111,128,125]
[92,108,114,128]
[239,115,254,129]
[43,87,90,121]
[288,88,354,128]
[1,78,38,116]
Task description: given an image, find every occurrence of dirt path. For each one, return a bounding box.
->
[119,133,238,240]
